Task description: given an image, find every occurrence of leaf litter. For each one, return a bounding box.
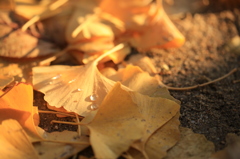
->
[0,0,237,159]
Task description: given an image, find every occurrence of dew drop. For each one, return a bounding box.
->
[77,88,82,92]
[68,79,76,84]
[90,103,98,110]
[51,74,62,80]
[90,94,97,101]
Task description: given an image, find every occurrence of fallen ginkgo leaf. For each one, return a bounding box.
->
[87,82,145,159]
[129,91,180,159]
[164,127,215,159]
[0,119,40,159]
[0,83,43,141]
[35,131,90,159]
[127,113,180,159]
[86,82,180,159]
[33,44,127,116]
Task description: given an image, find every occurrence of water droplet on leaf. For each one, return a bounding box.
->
[90,103,98,110]
[51,74,62,80]
[90,94,98,101]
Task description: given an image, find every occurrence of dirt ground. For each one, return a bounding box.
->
[158,1,240,151]
[33,0,240,158]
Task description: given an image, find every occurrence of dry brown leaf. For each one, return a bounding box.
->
[0,83,43,141]
[33,44,126,116]
[87,82,145,159]
[210,133,240,159]
[164,127,215,159]
[0,119,40,159]
[0,27,58,58]
[127,54,158,74]
[35,131,89,159]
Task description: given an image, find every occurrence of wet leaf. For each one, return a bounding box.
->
[0,83,43,141]
[0,119,39,159]
[33,44,126,116]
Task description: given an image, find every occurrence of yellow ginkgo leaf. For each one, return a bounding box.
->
[0,119,39,159]
[129,91,180,158]
[127,114,180,159]
[87,82,145,159]
[126,54,158,74]
[35,131,90,159]
[33,44,126,116]
[0,83,42,141]
[0,75,14,89]
[86,82,180,159]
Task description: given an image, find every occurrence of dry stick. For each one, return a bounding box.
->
[75,113,81,137]
[233,79,240,83]
[42,139,89,145]
[38,110,83,118]
[163,68,237,91]
[51,120,86,125]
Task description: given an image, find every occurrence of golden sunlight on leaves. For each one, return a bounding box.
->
[0,29,58,58]
[33,44,126,116]
[0,74,14,89]
[0,0,227,158]
[0,83,42,141]
[87,82,145,159]
[87,82,180,159]
[129,92,180,159]
[35,131,89,159]
[0,119,40,159]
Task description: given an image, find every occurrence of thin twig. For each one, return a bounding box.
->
[162,68,237,91]
[42,139,89,145]
[233,79,240,83]
[51,120,86,125]
[75,113,81,137]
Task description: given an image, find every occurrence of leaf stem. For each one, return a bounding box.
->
[42,139,89,145]
[163,68,237,90]
[51,120,86,125]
